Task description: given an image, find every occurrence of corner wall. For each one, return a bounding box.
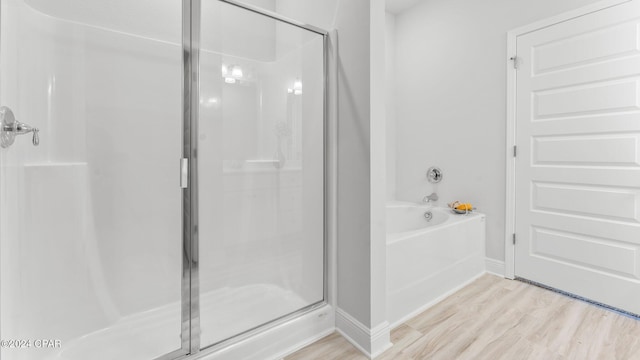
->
[385,13,397,201]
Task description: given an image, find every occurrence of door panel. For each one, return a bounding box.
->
[197,1,326,348]
[0,1,185,359]
[515,0,640,314]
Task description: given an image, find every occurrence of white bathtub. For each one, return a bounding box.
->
[386,201,486,326]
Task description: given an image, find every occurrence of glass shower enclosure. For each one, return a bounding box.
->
[0,0,327,359]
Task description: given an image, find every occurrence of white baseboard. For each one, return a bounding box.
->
[485,258,505,277]
[335,308,392,359]
[369,322,393,359]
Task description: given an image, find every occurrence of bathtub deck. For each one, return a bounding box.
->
[285,274,640,360]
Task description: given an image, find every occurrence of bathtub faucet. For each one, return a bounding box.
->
[423,193,438,204]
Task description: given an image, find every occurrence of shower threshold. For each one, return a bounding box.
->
[45,284,308,360]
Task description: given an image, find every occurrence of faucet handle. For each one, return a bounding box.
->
[0,107,41,148]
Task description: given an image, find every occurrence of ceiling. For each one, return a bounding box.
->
[385,0,424,14]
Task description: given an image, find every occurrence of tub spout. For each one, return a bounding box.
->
[423,193,438,203]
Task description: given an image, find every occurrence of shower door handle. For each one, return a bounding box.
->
[0,106,40,148]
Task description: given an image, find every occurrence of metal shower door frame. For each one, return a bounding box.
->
[176,0,331,359]
[182,0,201,356]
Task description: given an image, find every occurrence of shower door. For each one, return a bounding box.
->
[195,0,327,349]
[0,1,187,359]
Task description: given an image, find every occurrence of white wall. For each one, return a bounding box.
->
[391,0,602,262]
[332,0,374,329]
[385,13,396,201]
[369,0,391,354]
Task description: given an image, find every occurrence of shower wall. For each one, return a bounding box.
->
[2,0,308,357]
[1,4,185,359]
[198,46,324,297]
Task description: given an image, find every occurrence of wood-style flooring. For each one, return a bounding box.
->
[285,274,640,360]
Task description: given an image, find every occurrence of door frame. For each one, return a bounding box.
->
[504,0,633,279]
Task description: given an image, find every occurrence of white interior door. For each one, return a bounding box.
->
[515,0,640,315]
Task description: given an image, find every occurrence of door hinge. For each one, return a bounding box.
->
[510,56,519,70]
[512,233,516,245]
[513,145,517,157]
[180,158,189,189]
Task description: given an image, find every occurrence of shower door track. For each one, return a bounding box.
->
[172,1,332,359]
[180,0,200,357]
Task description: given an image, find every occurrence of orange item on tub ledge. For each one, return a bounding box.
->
[448,201,473,211]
